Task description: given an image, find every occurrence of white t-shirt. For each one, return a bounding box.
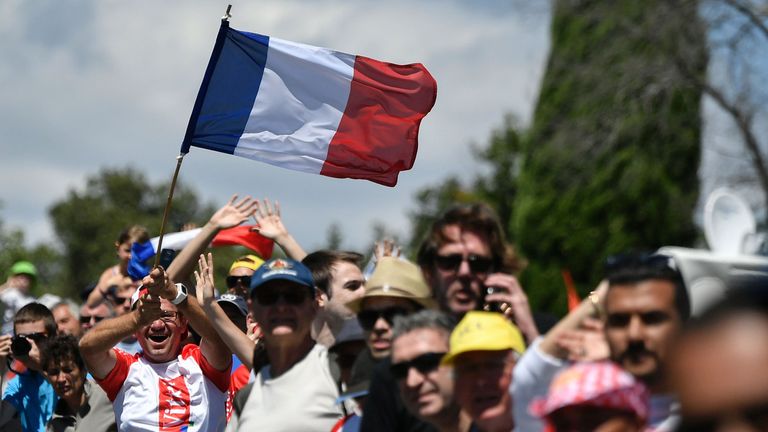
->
[97,344,230,432]
[228,343,343,432]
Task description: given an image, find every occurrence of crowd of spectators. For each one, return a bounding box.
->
[1,196,766,432]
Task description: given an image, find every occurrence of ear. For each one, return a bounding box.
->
[315,289,328,308]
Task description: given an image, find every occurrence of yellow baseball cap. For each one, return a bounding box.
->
[441,311,526,365]
[229,254,264,273]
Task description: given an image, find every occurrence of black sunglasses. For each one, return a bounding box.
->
[226,275,252,289]
[17,332,48,342]
[604,253,677,276]
[357,307,410,331]
[79,315,106,325]
[434,253,495,274]
[254,288,311,306]
[390,352,447,380]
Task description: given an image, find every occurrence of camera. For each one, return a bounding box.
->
[10,335,31,357]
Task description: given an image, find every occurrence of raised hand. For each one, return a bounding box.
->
[555,317,610,362]
[208,195,258,230]
[483,273,540,345]
[194,253,217,307]
[136,293,164,326]
[251,198,289,241]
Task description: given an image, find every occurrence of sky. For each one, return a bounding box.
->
[0,0,552,253]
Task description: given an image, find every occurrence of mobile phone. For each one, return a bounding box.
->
[158,249,177,269]
[483,286,507,313]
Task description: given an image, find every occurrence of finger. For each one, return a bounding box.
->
[263,198,273,215]
[227,194,238,207]
[274,200,281,217]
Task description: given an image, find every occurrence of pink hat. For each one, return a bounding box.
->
[530,361,649,421]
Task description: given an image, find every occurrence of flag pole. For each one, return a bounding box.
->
[153,5,232,268]
[153,154,185,268]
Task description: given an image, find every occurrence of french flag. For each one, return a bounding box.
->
[127,225,273,280]
[181,20,437,187]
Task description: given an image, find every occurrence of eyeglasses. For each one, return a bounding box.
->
[356,307,410,331]
[79,315,106,325]
[390,352,447,380]
[226,275,252,289]
[434,254,495,274]
[158,311,180,323]
[254,289,311,306]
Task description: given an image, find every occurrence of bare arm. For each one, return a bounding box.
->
[195,253,256,369]
[538,280,608,358]
[252,199,306,261]
[145,265,232,371]
[166,195,258,282]
[79,300,160,379]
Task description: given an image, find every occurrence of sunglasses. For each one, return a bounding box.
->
[16,332,48,342]
[390,352,447,380]
[254,288,311,306]
[356,307,410,331]
[434,254,495,274]
[226,275,252,289]
[79,315,106,325]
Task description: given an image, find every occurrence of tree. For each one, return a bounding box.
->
[48,167,215,299]
[513,0,707,311]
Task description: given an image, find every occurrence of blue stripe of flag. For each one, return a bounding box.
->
[181,22,269,154]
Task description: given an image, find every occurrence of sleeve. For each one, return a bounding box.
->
[182,344,231,393]
[95,348,137,401]
[1,377,21,410]
[511,337,569,432]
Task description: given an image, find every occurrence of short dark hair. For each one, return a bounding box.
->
[117,225,149,245]
[302,250,363,297]
[391,309,456,342]
[41,334,84,373]
[14,302,57,336]
[416,203,525,275]
[605,253,690,322]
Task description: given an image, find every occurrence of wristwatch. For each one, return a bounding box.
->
[171,283,188,305]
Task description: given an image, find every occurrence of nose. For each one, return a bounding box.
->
[627,315,644,340]
[373,316,390,332]
[405,366,424,388]
[457,256,472,277]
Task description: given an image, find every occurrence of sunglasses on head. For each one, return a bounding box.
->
[434,253,495,274]
[254,288,311,306]
[79,315,106,325]
[356,307,410,331]
[604,253,677,277]
[226,275,252,289]
[390,352,447,380]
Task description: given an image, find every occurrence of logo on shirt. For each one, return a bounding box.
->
[158,376,191,431]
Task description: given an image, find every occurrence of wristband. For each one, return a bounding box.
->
[171,283,188,305]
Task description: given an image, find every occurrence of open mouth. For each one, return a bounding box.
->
[148,334,169,343]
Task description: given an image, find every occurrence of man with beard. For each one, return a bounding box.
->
[416,204,544,344]
[512,253,688,431]
[79,263,231,432]
[602,253,689,431]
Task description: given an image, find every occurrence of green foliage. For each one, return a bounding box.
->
[0,205,65,298]
[48,167,216,299]
[514,0,706,311]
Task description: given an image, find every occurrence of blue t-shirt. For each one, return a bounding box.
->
[3,370,57,432]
